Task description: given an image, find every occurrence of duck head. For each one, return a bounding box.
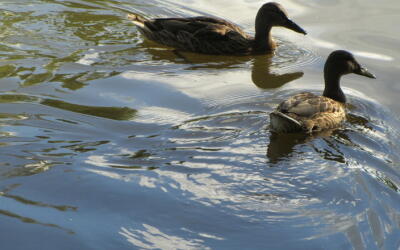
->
[323,50,376,103]
[324,50,376,79]
[255,2,307,35]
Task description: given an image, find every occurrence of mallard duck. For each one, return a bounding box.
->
[270,50,376,133]
[127,2,306,55]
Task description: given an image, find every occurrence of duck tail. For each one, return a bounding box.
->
[270,111,303,133]
[127,13,148,29]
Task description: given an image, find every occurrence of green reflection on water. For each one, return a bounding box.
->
[0,113,27,120]
[0,209,74,234]
[63,140,110,153]
[0,94,37,103]
[41,99,136,120]
[0,93,136,120]
[1,184,77,212]
[0,65,16,78]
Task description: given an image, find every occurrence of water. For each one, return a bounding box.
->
[0,0,399,249]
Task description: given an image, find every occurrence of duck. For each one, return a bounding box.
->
[127,2,306,55]
[270,50,376,133]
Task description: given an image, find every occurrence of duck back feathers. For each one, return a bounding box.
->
[128,14,251,54]
[270,92,346,133]
[127,2,306,55]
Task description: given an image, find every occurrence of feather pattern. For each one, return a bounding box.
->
[127,3,306,55]
[129,15,252,54]
[271,92,346,133]
[269,50,375,134]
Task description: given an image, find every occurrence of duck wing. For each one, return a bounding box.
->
[136,16,251,54]
[148,16,249,39]
[278,92,343,118]
[274,92,346,132]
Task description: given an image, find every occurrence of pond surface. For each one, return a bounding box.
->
[0,0,399,249]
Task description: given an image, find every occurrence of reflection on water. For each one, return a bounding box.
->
[1,184,76,211]
[0,0,399,249]
[0,183,75,234]
[267,132,309,164]
[251,54,303,89]
[0,208,74,234]
[41,99,137,121]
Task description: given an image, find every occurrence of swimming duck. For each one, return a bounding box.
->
[127,2,306,55]
[270,50,376,133]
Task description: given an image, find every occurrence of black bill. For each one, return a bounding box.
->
[354,66,376,79]
[283,19,307,35]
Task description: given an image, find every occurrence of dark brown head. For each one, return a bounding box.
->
[323,50,375,103]
[324,50,376,79]
[255,2,307,35]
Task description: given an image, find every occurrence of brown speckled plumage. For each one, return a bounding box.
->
[270,50,376,133]
[271,92,346,133]
[128,2,306,55]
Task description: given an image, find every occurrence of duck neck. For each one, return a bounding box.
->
[253,16,275,53]
[323,69,346,103]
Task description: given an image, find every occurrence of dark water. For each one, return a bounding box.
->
[0,0,399,249]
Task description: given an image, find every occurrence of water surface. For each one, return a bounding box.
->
[0,0,400,249]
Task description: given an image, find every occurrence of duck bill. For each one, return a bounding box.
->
[354,67,376,79]
[283,19,307,35]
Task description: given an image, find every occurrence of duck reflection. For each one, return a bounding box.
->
[142,44,304,88]
[267,131,308,164]
[267,129,342,164]
[346,112,374,131]
[142,41,254,69]
[267,104,392,165]
[251,54,303,89]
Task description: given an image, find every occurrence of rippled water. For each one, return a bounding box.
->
[1,0,400,249]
